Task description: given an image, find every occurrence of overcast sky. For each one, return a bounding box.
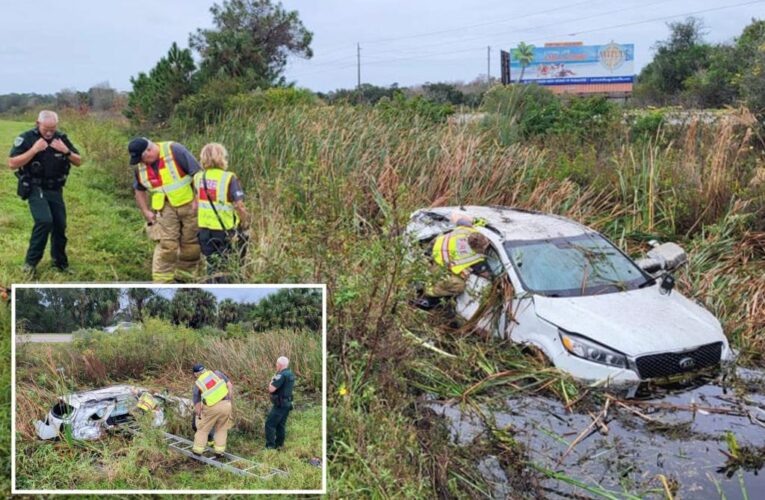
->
[0,0,761,94]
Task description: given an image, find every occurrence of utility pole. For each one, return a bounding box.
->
[357,43,361,91]
[487,46,491,84]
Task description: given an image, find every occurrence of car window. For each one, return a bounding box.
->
[52,401,74,418]
[504,233,647,297]
[484,247,504,277]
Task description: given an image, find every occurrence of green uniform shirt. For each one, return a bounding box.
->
[270,368,295,407]
[10,128,79,189]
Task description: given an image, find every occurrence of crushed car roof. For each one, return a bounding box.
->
[61,384,140,408]
[414,206,594,241]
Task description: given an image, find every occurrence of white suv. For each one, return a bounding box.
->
[407,206,734,384]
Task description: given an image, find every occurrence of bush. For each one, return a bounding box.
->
[173,86,318,131]
[628,109,667,141]
[552,95,618,142]
[375,93,454,124]
[480,84,561,144]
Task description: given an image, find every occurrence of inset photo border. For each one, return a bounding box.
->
[11,283,326,495]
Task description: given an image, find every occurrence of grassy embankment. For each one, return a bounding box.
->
[14,319,322,490]
[1,116,149,495]
[0,116,152,284]
[1,92,763,496]
[165,99,763,497]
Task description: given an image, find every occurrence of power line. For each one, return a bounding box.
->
[288,0,763,82]
[312,0,600,57]
[357,0,672,60]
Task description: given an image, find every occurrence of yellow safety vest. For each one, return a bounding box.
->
[136,141,194,211]
[193,168,238,230]
[195,370,229,406]
[432,226,485,275]
[136,392,159,412]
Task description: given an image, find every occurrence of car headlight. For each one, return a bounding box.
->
[559,329,628,369]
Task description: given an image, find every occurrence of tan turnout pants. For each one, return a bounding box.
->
[148,201,200,283]
[193,399,233,454]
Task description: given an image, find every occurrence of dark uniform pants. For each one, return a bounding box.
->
[26,187,67,268]
[198,228,247,284]
[265,405,291,448]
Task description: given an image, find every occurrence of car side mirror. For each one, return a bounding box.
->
[660,274,676,295]
[637,241,688,275]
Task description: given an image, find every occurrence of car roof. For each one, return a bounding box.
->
[416,206,593,241]
[61,385,141,408]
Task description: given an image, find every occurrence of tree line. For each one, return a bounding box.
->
[0,82,125,115]
[15,287,322,334]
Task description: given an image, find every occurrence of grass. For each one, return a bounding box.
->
[0,95,763,497]
[14,320,322,491]
[0,116,152,284]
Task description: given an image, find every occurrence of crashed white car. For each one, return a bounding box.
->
[407,206,735,384]
[34,385,192,440]
[103,322,141,334]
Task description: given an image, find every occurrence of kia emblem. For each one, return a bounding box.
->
[679,357,695,369]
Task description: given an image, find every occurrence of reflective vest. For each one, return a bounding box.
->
[136,141,194,211]
[195,370,229,406]
[193,168,238,230]
[136,392,159,412]
[432,226,485,275]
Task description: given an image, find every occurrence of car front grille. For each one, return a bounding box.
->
[635,342,723,379]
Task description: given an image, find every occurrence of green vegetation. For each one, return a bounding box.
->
[1,11,764,497]
[161,94,761,495]
[3,85,764,495]
[15,319,322,490]
[636,17,765,119]
[0,116,153,285]
[16,287,322,337]
[126,0,314,129]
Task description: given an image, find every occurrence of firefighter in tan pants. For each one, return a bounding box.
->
[191,363,234,457]
[129,137,201,283]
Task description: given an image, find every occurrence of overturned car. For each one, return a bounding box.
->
[407,206,735,384]
[34,385,192,440]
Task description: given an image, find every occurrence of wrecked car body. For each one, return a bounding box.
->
[407,206,735,385]
[34,384,192,440]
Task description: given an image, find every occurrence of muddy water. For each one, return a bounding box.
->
[428,368,765,499]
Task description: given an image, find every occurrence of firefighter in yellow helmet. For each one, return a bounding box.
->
[192,143,249,283]
[425,213,492,298]
[191,363,234,457]
[129,137,202,283]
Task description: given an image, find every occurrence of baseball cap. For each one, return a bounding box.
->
[128,137,149,165]
[192,363,205,374]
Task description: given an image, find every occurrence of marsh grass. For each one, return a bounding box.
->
[2,97,763,496]
[14,320,322,491]
[167,102,765,497]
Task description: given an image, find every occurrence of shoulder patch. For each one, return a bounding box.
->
[13,136,23,147]
[274,374,282,380]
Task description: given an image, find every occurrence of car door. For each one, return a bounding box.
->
[455,239,516,336]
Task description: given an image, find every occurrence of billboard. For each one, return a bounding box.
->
[510,43,634,87]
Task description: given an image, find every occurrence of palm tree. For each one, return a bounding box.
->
[512,42,536,83]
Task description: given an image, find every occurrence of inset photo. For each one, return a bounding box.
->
[12,284,325,495]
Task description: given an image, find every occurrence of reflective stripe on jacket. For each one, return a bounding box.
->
[193,168,237,230]
[432,226,485,275]
[195,369,229,406]
[136,142,194,211]
[136,392,159,412]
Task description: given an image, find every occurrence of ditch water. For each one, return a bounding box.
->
[428,368,765,499]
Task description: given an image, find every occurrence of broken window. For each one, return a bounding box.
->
[51,401,74,419]
[504,234,649,297]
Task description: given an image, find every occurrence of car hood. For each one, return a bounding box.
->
[533,285,725,357]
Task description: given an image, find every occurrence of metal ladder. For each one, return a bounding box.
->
[118,421,287,480]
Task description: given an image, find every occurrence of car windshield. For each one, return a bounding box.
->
[504,233,648,297]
